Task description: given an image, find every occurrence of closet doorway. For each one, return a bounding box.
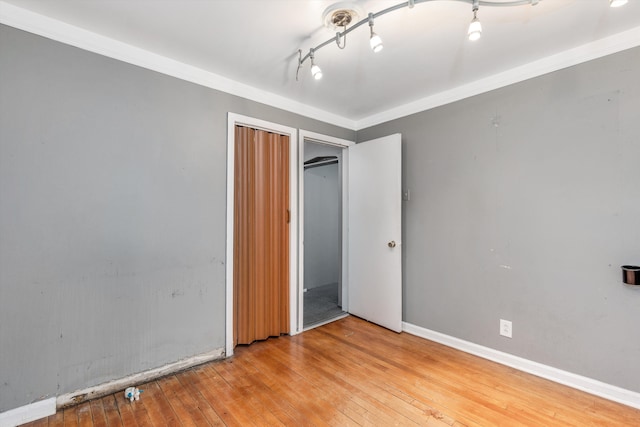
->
[226,113,298,357]
[233,125,290,346]
[302,140,347,329]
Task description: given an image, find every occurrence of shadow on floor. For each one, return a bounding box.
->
[304,282,345,328]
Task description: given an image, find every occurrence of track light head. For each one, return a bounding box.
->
[368,13,383,53]
[309,50,322,80]
[468,10,482,41]
[370,32,383,53]
[311,63,323,80]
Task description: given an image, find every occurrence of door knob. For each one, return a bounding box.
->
[388,241,396,248]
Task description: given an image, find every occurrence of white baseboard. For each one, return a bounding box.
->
[402,322,640,410]
[1,348,225,426]
[57,347,224,408]
[0,397,56,427]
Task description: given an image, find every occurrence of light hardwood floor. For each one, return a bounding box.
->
[21,316,640,426]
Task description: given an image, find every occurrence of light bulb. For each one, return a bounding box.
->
[610,0,628,7]
[468,16,482,41]
[311,63,323,80]
[370,33,383,53]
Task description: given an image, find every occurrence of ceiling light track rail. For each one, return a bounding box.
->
[296,0,541,81]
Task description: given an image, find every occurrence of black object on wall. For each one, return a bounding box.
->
[621,265,640,285]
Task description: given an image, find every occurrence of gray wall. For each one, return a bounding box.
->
[3,18,639,414]
[0,24,354,413]
[358,46,640,392]
[303,142,342,290]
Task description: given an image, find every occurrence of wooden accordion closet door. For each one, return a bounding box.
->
[233,125,290,346]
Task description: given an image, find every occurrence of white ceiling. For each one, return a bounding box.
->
[2,0,640,129]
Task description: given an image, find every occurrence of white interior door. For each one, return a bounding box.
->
[348,134,402,332]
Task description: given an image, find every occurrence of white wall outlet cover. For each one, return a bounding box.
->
[500,319,512,338]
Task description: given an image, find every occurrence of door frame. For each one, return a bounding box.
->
[298,130,354,332]
[226,113,298,357]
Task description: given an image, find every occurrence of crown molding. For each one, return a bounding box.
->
[355,25,640,130]
[0,1,357,131]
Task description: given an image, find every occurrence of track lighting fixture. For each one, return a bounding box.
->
[295,0,622,82]
[368,13,383,53]
[609,0,628,7]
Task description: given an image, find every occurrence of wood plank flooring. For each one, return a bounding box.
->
[21,316,640,426]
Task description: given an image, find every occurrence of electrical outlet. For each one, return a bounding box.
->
[403,189,411,201]
[500,319,512,338]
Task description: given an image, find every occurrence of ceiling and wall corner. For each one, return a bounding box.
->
[1,0,640,131]
[0,1,357,129]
